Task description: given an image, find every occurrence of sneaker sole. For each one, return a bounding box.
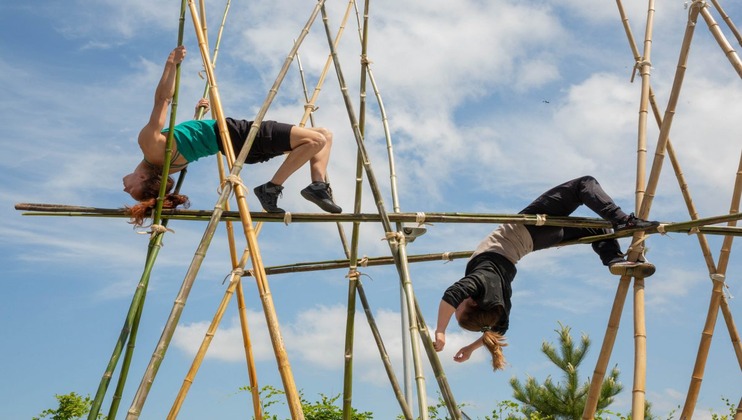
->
[609,263,656,278]
[301,190,342,213]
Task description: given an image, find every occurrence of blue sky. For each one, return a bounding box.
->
[2,0,742,419]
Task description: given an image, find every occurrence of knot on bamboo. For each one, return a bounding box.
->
[384,231,405,245]
[657,223,668,234]
[359,256,369,267]
[283,212,292,225]
[630,59,652,82]
[688,226,700,235]
[535,214,547,226]
[360,54,372,65]
[346,269,361,281]
[416,212,429,226]
[442,252,453,263]
[710,273,725,283]
[222,268,245,284]
[218,174,246,196]
[304,103,318,112]
[138,224,174,237]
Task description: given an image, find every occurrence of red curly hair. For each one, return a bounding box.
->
[125,165,190,227]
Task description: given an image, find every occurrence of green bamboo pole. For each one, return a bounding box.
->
[126,2,325,417]
[88,2,189,418]
[319,5,431,418]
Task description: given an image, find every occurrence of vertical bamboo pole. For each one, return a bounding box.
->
[318,5,431,418]
[628,1,657,417]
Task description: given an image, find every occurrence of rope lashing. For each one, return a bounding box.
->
[222,267,245,285]
[535,214,547,226]
[657,223,668,234]
[688,226,700,235]
[138,224,175,237]
[359,256,369,267]
[283,212,292,225]
[383,231,405,245]
[416,212,426,226]
[442,252,453,263]
[303,103,318,112]
[360,54,372,65]
[631,59,652,83]
[710,273,725,283]
[218,174,247,196]
[710,273,734,299]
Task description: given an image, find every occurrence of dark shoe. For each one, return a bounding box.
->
[253,182,285,213]
[613,213,659,232]
[609,261,656,278]
[301,182,342,213]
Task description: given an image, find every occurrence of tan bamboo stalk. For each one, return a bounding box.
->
[319,5,431,418]
[126,2,325,418]
[633,0,655,211]
[168,2,263,417]
[632,277,647,419]
[681,153,742,416]
[709,0,742,46]
[699,3,742,78]
[355,278,415,419]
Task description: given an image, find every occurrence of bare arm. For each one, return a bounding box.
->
[138,46,187,151]
[453,337,483,363]
[434,300,456,352]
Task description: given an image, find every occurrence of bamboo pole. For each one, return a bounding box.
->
[681,151,742,416]
[710,0,742,46]
[319,4,431,418]
[88,2,190,418]
[126,2,326,417]
[699,4,742,78]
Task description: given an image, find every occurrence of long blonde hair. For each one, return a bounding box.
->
[458,305,508,370]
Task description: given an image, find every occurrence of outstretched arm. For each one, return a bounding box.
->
[138,46,187,149]
[453,337,483,363]
[434,300,456,352]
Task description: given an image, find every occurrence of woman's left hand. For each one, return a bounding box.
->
[453,346,473,363]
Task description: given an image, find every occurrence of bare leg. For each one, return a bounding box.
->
[269,126,332,185]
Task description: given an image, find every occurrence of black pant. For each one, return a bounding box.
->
[520,175,629,265]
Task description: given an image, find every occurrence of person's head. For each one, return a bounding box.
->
[123,165,189,226]
[456,298,508,371]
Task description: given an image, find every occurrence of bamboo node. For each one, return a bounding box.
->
[283,212,292,225]
[536,214,547,226]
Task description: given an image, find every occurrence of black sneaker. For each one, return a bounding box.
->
[613,213,659,232]
[253,182,285,213]
[300,182,342,213]
[609,261,656,278]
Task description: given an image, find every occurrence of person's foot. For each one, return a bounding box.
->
[253,182,285,213]
[609,260,656,278]
[301,182,342,213]
[613,213,659,232]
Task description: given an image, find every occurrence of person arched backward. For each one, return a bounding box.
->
[122,46,342,226]
[434,176,659,370]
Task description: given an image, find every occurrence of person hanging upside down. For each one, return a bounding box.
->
[433,175,659,371]
[122,46,341,226]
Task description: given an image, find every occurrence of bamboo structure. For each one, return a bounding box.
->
[13,0,742,418]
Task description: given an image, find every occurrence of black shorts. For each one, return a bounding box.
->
[216,118,294,164]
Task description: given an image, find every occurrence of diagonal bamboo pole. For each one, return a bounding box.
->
[699,4,742,78]
[88,2,190,418]
[681,150,742,416]
[318,5,431,418]
[709,0,742,46]
[126,1,326,418]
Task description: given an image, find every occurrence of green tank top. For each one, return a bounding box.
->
[165,120,219,162]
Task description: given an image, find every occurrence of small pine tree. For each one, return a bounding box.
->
[508,322,623,419]
[34,392,104,420]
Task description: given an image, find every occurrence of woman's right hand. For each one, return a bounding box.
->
[195,98,210,113]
